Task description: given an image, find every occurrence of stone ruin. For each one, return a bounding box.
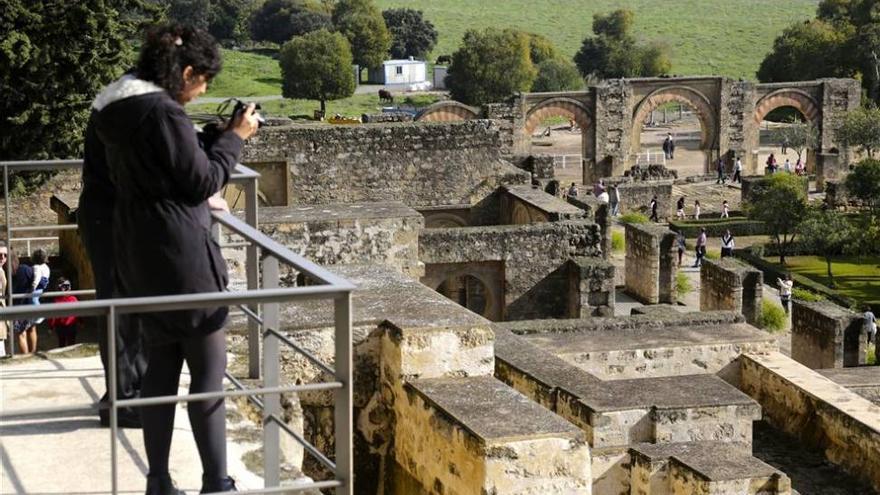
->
[622,164,678,181]
[49,118,880,494]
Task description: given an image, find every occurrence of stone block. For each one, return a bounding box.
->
[567,257,616,317]
[818,367,880,405]
[394,376,591,494]
[739,352,880,493]
[791,300,865,369]
[700,258,763,326]
[624,223,677,304]
[500,185,584,224]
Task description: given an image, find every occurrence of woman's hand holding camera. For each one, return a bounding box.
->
[230,103,259,140]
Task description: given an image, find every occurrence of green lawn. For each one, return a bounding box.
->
[766,255,880,306]
[206,49,282,98]
[376,0,817,78]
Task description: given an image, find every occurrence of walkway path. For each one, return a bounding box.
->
[0,351,315,494]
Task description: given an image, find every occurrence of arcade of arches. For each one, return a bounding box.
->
[415,77,860,185]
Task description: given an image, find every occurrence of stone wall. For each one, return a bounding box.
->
[232,203,424,281]
[791,300,866,369]
[624,223,677,304]
[419,220,602,320]
[240,120,529,208]
[700,258,763,326]
[509,154,556,179]
[614,180,674,219]
[740,352,880,493]
[500,185,585,225]
[567,257,616,317]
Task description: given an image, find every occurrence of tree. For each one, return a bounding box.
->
[279,29,355,115]
[757,19,853,83]
[574,9,671,79]
[1,0,150,166]
[332,0,390,68]
[527,33,558,65]
[163,0,209,30]
[745,174,808,265]
[845,158,880,214]
[533,58,583,92]
[769,117,819,162]
[835,106,880,158]
[207,0,256,44]
[250,0,331,45]
[382,8,437,60]
[446,28,537,105]
[797,207,853,287]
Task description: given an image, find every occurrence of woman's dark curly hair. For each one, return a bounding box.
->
[136,23,222,98]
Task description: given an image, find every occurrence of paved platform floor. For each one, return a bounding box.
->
[0,352,299,494]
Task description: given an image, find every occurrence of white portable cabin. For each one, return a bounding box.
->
[368,58,427,85]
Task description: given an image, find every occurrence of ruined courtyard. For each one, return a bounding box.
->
[2,76,879,495]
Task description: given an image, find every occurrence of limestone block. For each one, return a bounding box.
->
[699,258,763,326]
[395,376,591,494]
[625,223,677,304]
[791,300,865,369]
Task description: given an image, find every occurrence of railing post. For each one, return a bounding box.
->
[261,255,281,488]
[5,164,13,359]
[107,306,118,495]
[246,174,261,379]
[334,292,353,495]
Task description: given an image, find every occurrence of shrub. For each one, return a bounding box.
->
[676,272,692,297]
[619,212,649,224]
[447,28,536,105]
[792,287,824,302]
[748,244,765,258]
[759,302,787,333]
[868,345,877,365]
[611,231,625,252]
[704,249,720,260]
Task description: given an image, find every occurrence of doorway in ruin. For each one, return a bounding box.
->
[751,90,820,176]
[630,87,717,179]
[436,274,491,317]
[423,261,504,321]
[525,98,593,189]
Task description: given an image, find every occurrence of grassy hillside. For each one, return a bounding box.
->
[375,0,818,79]
[206,49,281,98]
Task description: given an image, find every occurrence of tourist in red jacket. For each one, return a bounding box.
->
[47,278,79,348]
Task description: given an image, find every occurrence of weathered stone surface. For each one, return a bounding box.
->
[791,300,866,369]
[625,223,678,304]
[739,352,880,493]
[394,376,592,495]
[240,120,529,208]
[567,257,616,317]
[499,309,744,335]
[419,220,602,320]
[700,258,763,326]
[500,185,584,224]
[818,367,880,405]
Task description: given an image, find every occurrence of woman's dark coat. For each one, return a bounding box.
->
[84,76,243,344]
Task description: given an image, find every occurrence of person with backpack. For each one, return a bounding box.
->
[720,229,735,258]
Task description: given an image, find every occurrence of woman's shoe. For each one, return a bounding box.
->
[200,476,237,493]
[145,474,185,495]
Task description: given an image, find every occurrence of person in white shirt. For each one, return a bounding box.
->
[721,200,730,219]
[733,157,743,183]
[777,274,794,314]
[693,200,701,220]
[30,249,50,325]
[567,182,579,197]
[865,306,877,347]
[720,229,735,258]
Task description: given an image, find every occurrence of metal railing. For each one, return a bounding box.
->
[0,159,355,494]
[550,154,582,170]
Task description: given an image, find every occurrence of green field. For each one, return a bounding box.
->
[375,0,818,78]
[765,255,880,307]
[206,50,282,98]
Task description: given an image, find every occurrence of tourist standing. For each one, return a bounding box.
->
[663,133,675,160]
[721,200,730,219]
[47,278,80,348]
[693,228,707,267]
[716,157,725,184]
[766,153,777,174]
[777,274,794,315]
[795,158,804,176]
[29,249,50,325]
[693,200,701,220]
[609,185,620,216]
[720,229,735,258]
[733,157,743,183]
[781,137,789,154]
[10,251,37,355]
[0,243,7,358]
[567,182,579,197]
[865,306,877,365]
[649,195,659,222]
[85,23,259,494]
[783,158,792,174]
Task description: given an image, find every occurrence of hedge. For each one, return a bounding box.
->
[669,217,767,237]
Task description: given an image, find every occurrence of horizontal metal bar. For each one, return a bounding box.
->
[10,223,78,233]
[268,413,337,472]
[11,289,95,300]
[0,285,352,320]
[224,372,264,410]
[229,163,261,180]
[208,481,342,495]
[114,381,342,408]
[0,159,83,171]
[0,403,99,420]
[220,241,251,248]
[237,303,264,326]
[212,212,356,291]
[9,236,59,242]
[265,327,336,378]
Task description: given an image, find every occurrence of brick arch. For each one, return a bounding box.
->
[415,101,480,122]
[753,89,820,125]
[631,86,717,151]
[524,97,593,136]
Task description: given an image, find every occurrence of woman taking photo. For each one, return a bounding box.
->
[83,23,258,494]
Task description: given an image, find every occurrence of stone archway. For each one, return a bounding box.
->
[415,101,480,122]
[524,97,593,136]
[751,89,821,174]
[434,271,500,320]
[630,86,717,173]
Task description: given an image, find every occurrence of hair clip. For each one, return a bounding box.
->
[174,37,183,46]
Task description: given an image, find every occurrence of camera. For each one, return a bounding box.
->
[233,99,266,128]
[195,98,265,149]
